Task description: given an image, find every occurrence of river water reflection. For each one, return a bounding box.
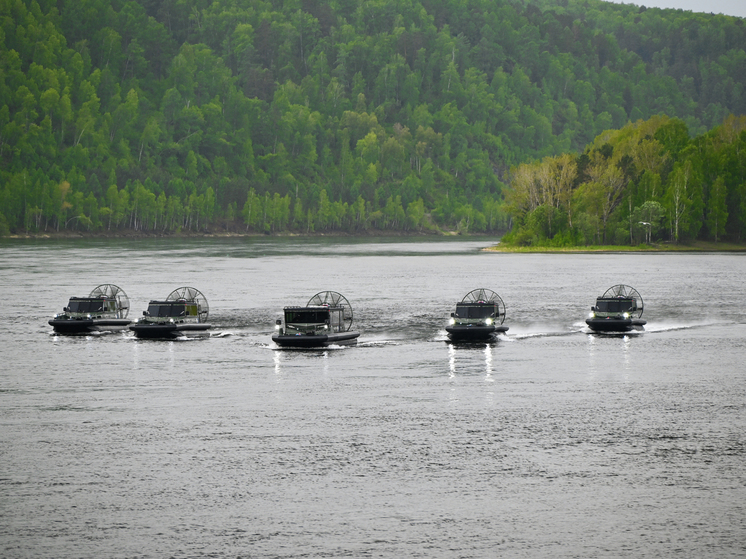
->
[1,237,745,558]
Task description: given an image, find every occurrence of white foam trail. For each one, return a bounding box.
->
[211,331,233,338]
[508,323,584,340]
[644,320,728,333]
[358,340,399,347]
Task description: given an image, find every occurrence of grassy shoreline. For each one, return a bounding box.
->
[483,241,746,253]
[3,231,746,252]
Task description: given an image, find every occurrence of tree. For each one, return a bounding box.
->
[316,189,331,230]
[706,176,728,242]
[584,151,627,242]
[666,161,693,243]
[631,200,666,244]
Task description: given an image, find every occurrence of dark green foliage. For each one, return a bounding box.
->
[1,0,745,237]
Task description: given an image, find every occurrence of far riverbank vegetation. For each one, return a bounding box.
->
[501,115,746,248]
[1,0,745,247]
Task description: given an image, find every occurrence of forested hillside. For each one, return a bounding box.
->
[503,114,746,246]
[1,0,744,237]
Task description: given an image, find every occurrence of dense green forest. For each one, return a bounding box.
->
[1,0,745,239]
[502,114,746,246]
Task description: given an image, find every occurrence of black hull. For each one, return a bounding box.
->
[130,323,212,339]
[446,325,508,342]
[272,331,360,348]
[586,318,646,332]
[49,318,131,334]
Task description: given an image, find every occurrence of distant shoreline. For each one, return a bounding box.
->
[4,231,746,252]
[1,228,478,240]
[483,241,746,253]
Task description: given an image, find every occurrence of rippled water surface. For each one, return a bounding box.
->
[1,237,745,558]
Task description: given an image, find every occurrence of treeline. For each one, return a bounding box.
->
[14,177,506,234]
[1,0,745,236]
[502,114,746,246]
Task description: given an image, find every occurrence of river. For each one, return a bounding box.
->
[1,237,745,558]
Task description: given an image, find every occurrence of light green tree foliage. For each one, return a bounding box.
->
[503,115,746,246]
[706,177,728,242]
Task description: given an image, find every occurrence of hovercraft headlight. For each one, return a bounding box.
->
[623,312,630,319]
[589,312,595,318]
[485,318,493,325]
[448,318,456,325]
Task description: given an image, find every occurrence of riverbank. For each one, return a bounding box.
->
[2,228,460,240]
[483,240,746,252]
[5,230,746,252]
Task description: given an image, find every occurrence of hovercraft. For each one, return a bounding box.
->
[586,284,646,333]
[130,287,211,339]
[446,288,509,342]
[272,291,360,348]
[49,284,131,334]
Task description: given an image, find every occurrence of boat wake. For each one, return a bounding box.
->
[210,331,233,338]
[49,329,111,337]
[431,330,450,343]
[508,323,585,340]
[578,320,730,336]
[643,320,731,333]
[357,340,399,347]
